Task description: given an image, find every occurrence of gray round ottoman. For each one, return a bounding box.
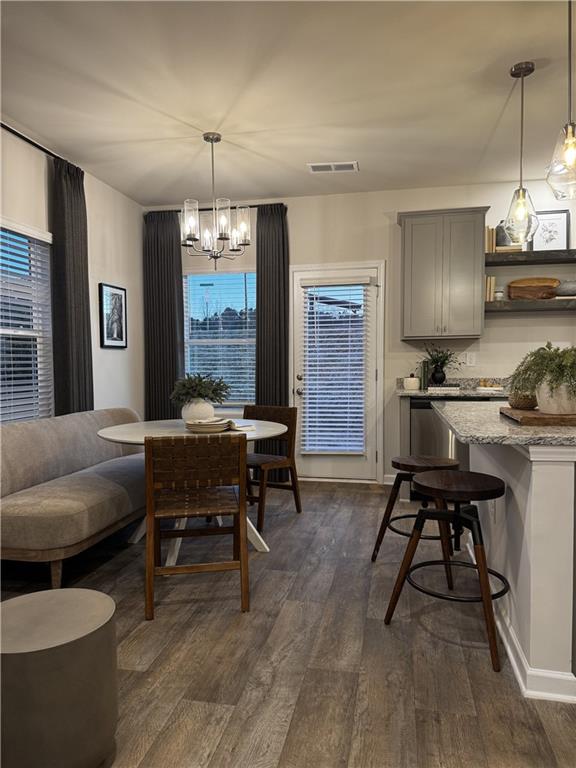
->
[1,588,118,768]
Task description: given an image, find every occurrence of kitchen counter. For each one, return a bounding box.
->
[428,398,576,702]
[432,400,576,446]
[395,388,508,399]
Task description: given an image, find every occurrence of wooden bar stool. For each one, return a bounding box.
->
[384,469,509,672]
[371,455,459,564]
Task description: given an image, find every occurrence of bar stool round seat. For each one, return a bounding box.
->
[413,469,505,502]
[1,588,118,768]
[391,455,460,473]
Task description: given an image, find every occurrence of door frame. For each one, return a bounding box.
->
[289,260,386,485]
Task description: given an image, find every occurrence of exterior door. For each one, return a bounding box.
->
[292,267,380,481]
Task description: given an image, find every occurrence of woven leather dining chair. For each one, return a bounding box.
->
[243,405,302,532]
[144,433,249,620]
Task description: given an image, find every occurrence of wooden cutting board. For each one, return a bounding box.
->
[500,407,576,426]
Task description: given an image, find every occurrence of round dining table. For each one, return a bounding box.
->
[98,418,288,561]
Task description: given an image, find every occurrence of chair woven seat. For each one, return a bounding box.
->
[246,453,290,468]
[153,486,240,519]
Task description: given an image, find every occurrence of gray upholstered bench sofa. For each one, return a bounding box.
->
[1,408,145,588]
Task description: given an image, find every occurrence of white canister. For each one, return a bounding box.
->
[403,376,420,391]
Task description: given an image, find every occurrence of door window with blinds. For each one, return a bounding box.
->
[0,227,53,422]
[300,281,370,453]
[183,272,256,403]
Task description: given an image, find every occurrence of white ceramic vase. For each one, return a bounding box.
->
[181,399,215,422]
[535,383,576,415]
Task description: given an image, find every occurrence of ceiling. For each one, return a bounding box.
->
[1,1,570,205]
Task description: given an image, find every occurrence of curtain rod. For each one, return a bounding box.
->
[1,122,64,162]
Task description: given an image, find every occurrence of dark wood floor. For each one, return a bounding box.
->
[3,482,576,768]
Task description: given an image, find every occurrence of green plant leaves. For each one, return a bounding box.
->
[509,342,576,397]
[170,373,231,407]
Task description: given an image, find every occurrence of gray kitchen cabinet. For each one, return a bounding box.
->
[399,207,488,339]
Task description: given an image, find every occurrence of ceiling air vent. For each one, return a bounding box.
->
[307,161,359,174]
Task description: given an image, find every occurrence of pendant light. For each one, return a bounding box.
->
[181,132,251,270]
[546,0,576,199]
[504,62,539,245]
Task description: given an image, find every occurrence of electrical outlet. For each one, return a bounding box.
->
[465,352,477,367]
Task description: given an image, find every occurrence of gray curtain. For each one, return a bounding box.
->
[51,158,94,415]
[143,211,184,420]
[256,204,289,476]
[256,203,289,406]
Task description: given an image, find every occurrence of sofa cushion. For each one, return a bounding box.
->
[0,408,142,498]
[1,454,145,552]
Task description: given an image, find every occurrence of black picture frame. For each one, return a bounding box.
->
[531,209,571,251]
[99,283,127,348]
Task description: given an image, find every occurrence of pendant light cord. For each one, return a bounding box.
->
[520,73,525,188]
[210,140,216,238]
[569,0,573,123]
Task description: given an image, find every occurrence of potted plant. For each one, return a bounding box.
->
[170,373,231,422]
[509,342,576,414]
[423,344,461,385]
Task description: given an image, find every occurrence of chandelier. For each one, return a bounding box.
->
[181,132,251,269]
[547,0,576,199]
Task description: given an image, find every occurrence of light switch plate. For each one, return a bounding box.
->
[464,352,477,367]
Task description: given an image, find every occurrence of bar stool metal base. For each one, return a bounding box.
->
[388,513,455,542]
[406,559,510,603]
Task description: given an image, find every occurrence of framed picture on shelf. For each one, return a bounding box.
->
[99,283,127,348]
[531,210,570,251]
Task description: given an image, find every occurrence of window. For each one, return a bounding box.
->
[183,272,256,403]
[0,227,53,422]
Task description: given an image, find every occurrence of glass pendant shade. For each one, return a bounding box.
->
[201,227,216,252]
[182,199,200,243]
[504,187,539,245]
[546,122,576,199]
[216,198,231,240]
[236,206,251,245]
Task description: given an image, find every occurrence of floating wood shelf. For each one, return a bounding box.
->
[485,298,576,313]
[485,249,576,267]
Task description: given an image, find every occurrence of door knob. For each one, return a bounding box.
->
[296,388,304,396]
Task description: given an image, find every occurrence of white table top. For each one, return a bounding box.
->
[98,418,287,446]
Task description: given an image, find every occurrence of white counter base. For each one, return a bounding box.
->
[469,442,576,703]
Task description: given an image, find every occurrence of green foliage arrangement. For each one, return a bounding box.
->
[170,373,231,407]
[423,344,461,371]
[509,342,576,397]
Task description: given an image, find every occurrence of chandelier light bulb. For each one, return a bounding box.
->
[504,187,539,244]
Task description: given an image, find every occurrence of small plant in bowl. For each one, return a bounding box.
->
[170,373,231,422]
[423,344,461,385]
[509,342,576,414]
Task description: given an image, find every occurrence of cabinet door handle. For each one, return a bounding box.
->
[443,325,447,333]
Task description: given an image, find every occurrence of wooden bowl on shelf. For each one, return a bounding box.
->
[507,278,560,300]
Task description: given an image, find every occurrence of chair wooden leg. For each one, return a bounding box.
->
[438,520,454,591]
[256,469,269,533]
[371,473,403,562]
[475,542,501,672]
[233,515,240,561]
[50,560,63,589]
[384,515,424,624]
[238,509,250,612]
[145,513,156,620]
[246,469,255,505]
[154,519,161,567]
[289,464,303,514]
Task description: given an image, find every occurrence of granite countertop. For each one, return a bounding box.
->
[395,389,508,399]
[432,401,576,446]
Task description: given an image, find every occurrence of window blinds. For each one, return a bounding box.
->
[300,282,369,454]
[183,272,256,403]
[0,227,53,422]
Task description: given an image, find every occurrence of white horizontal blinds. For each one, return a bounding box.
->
[183,272,256,403]
[0,227,53,422]
[301,282,369,454]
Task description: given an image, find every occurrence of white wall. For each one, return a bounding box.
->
[1,129,145,416]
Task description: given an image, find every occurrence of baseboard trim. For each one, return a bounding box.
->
[465,541,576,702]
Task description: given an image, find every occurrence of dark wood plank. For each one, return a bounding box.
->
[535,700,576,768]
[277,668,358,768]
[414,709,489,768]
